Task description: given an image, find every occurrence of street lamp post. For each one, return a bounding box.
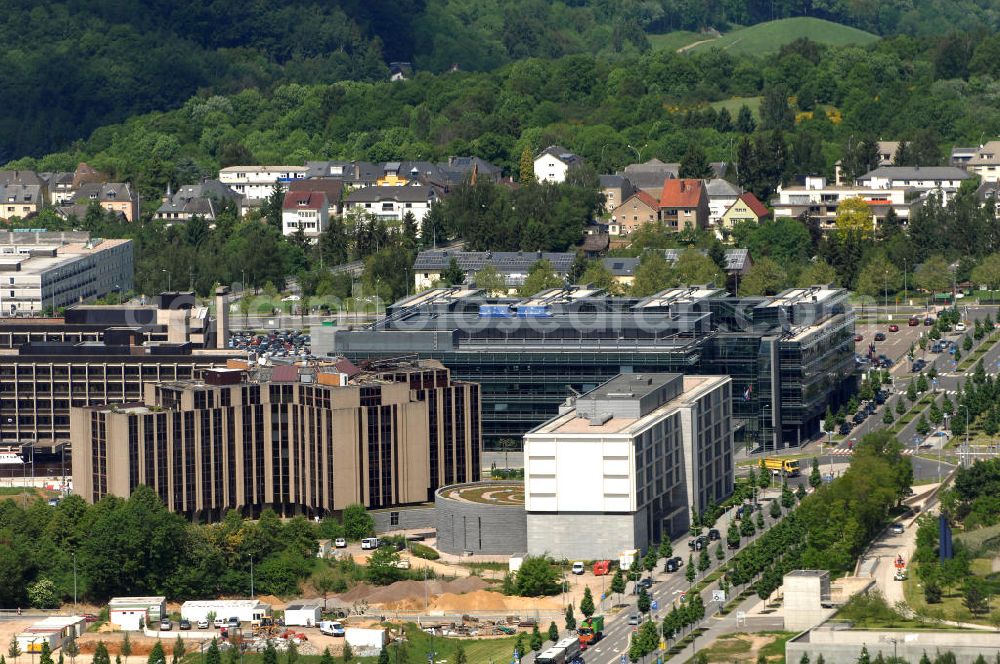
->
[161,269,171,292]
[72,551,77,610]
[248,555,254,598]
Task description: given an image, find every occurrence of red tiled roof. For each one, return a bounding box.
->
[737,192,770,218]
[282,191,326,211]
[658,179,704,208]
[634,190,659,209]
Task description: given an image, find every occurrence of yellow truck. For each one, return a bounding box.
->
[761,457,800,477]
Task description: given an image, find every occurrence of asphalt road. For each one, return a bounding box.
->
[521,500,783,664]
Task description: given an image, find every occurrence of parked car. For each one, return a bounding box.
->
[888,324,900,332]
[891,523,905,535]
[361,537,380,550]
[82,614,98,623]
[874,332,886,341]
[197,620,210,630]
[931,342,944,353]
[854,334,864,342]
[908,317,920,326]
[638,577,653,589]
[214,617,227,628]
[688,535,708,550]
[334,538,347,548]
[956,322,967,332]
[671,556,684,567]
[924,317,934,326]
[707,528,721,541]
[875,391,887,405]
[160,619,172,631]
[838,422,852,435]
[179,619,191,631]
[665,558,680,572]
[853,411,867,424]
[227,617,239,628]
[628,614,641,626]
[572,561,585,575]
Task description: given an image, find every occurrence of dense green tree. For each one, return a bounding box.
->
[679,145,714,179]
[515,557,560,597]
[342,504,375,540]
[519,260,563,296]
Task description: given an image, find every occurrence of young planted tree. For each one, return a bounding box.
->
[547,621,558,642]
[121,633,132,664]
[809,457,822,488]
[637,587,651,615]
[698,547,711,574]
[564,604,576,632]
[580,586,595,618]
[610,569,626,606]
[529,624,543,653]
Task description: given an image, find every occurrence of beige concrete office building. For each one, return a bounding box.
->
[71,359,481,520]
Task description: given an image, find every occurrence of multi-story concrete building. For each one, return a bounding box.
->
[218,166,308,202]
[772,176,913,227]
[856,166,971,201]
[0,288,237,450]
[335,285,855,451]
[344,185,437,223]
[524,373,733,558]
[71,359,481,521]
[0,235,133,315]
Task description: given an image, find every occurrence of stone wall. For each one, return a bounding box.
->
[435,484,527,555]
[371,504,437,533]
[526,510,644,560]
[787,625,1000,664]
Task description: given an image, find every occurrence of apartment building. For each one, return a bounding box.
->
[71,359,481,521]
[281,191,329,239]
[524,373,733,558]
[772,176,913,227]
[218,166,308,202]
[951,140,1000,183]
[0,236,133,315]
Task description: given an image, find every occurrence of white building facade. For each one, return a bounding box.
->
[533,146,580,184]
[345,185,436,223]
[524,373,733,560]
[772,176,912,227]
[281,191,329,239]
[218,166,308,201]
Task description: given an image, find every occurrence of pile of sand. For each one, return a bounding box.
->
[334,577,490,608]
[428,590,562,612]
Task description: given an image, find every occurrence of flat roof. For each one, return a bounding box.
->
[538,375,722,435]
[109,596,166,605]
[582,373,678,402]
[285,603,324,610]
[180,599,269,608]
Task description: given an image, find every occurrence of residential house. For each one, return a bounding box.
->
[622,158,679,195]
[710,162,730,179]
[951,140,1000,182]
[608,191,659,236]
[658,179,709,231]
[41,163,105,205]
[73,183,138,222]
[218,165,308,202]
[0,184,43,220]
[600,175,635,213]
[288,178,344,218]
[705,178,741,225]
[601,257,639,290]
[534,146,582,184]
[389,62,412,81]
[720,192,771,230]
[437,156,502,186]
[412,250,575,292]
[155,180,243,223]
[345,185,436,223]
[856,166,971,202]
[281,191,329,239]
[772,176,913,228]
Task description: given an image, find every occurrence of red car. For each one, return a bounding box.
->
[854,334,863,342]
[888,324,900,332]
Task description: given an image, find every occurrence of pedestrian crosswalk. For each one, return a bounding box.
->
[829,448,915,456]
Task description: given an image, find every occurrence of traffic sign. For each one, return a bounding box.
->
[679,592,687,602]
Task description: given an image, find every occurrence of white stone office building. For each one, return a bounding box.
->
[524,373,733,560]
[0,236,133,315]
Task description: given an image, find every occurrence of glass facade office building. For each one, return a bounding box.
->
[335,286,856,450]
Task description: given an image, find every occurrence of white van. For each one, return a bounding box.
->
[361,537,379,550]
[214,617,227,628]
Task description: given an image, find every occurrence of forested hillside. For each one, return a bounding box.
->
[4,0,1000,162]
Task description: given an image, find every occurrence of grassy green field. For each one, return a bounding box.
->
[687,18,879,56]
[903,558,996,625]
[710,96,761,118]
[647,30,707,52]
